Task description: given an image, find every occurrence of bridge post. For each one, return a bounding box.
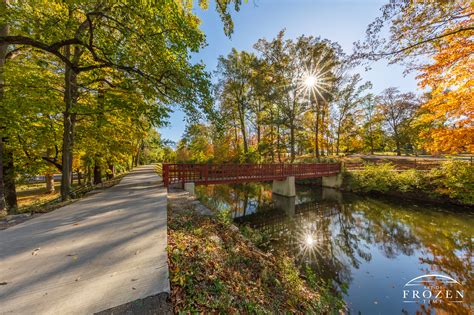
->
[272,194,296,216]
[322,187,342,202]
[272,176,296,197]
[184,182,195,196]
[322,174,342,189]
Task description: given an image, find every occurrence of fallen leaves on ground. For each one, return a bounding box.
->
[167,194,331,314]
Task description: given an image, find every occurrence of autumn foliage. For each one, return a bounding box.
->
[167,191,341,313]
[417,5,474,153]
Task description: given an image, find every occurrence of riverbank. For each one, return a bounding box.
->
[192,182,473,314]
[342,160,474,208]
[167,189,343,313]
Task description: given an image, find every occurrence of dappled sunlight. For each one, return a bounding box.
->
[0,167,168,314]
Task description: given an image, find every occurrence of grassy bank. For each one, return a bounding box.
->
[167,191,343,313]
[344,160,474,206]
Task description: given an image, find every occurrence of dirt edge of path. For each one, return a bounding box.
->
[94,292,172,315]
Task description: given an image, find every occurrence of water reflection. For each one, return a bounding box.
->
[196,184,473,314]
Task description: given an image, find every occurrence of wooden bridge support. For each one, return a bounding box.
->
[322,174,343,189]
[272,176,296,197]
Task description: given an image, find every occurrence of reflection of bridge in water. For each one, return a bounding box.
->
[233,187,354,285]
[234,188,356,284]
[234,188,343,233]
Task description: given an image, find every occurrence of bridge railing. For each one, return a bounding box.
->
[162,163,341,187]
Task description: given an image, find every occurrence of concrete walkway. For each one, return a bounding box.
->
[0,165,169,314]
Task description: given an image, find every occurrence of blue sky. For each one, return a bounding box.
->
[158,0,419,143]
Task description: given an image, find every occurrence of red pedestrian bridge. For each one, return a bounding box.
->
[162,163,342,196]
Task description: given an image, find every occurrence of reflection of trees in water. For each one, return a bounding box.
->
[197,183,273,217]
[197,184,474,314]
[419,247,473,314]
[335,198,473,315]
[349,199,421,258]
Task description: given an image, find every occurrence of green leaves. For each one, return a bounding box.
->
[0,0,243,189]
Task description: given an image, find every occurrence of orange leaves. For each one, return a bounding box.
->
[416,5,474,153]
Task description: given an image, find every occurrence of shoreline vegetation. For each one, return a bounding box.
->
[167,189,345,313]
[343,160,473,208]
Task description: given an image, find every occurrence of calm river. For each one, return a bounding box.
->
[196,183,473,314]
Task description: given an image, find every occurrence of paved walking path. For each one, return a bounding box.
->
[0,165,169,314]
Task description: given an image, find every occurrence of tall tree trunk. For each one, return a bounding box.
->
[60,45,78,201]
[394,130,401,156]
[3,149,17,212]
[257,124,261,150]
[313,100,320,159]
[77,169,82,185]
[237,103,248,156]
[135,140,144,167]
[270,110,275,162]
[395,141,401,156]
[45,147,55,193]
[0,0,9,215]
[93,161,102,185]
[289,124,295,163]
[233,123,239,153]
[107,164,114,180]
[0,139,5,214]
[320,105,325,156]
[368,125,375,155]
[336,123,342,156]
[276,123,282,163]
[326,126,332,156]
[45,173,55,194]
[370,136,375,155]
[86,164,92,185]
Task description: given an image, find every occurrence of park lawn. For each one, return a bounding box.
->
[15,181,82,212]
[16,183,62,210]
[167,191,341,313]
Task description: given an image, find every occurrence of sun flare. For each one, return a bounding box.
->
[304,75,317,88]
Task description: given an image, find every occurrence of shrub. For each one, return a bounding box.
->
[345,160,474,205]
[427,160,474,205]
[396,168,424,192]
[348,163,396,192]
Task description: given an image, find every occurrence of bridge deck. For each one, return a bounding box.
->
[162,163,341,187]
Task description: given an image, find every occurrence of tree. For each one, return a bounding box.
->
[216,49,256,158]
[0,0,8,214]
[377,88,419,156]
[355,1,473,154]
[0,0,241,200]
[354,0,473,68]
[360,94,384,155]
[176,124,213,163]
[254,31,341,161]
[332,74,371,155]
[416,8,474,153]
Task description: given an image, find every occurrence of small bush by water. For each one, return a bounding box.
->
[345,160,474,205]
